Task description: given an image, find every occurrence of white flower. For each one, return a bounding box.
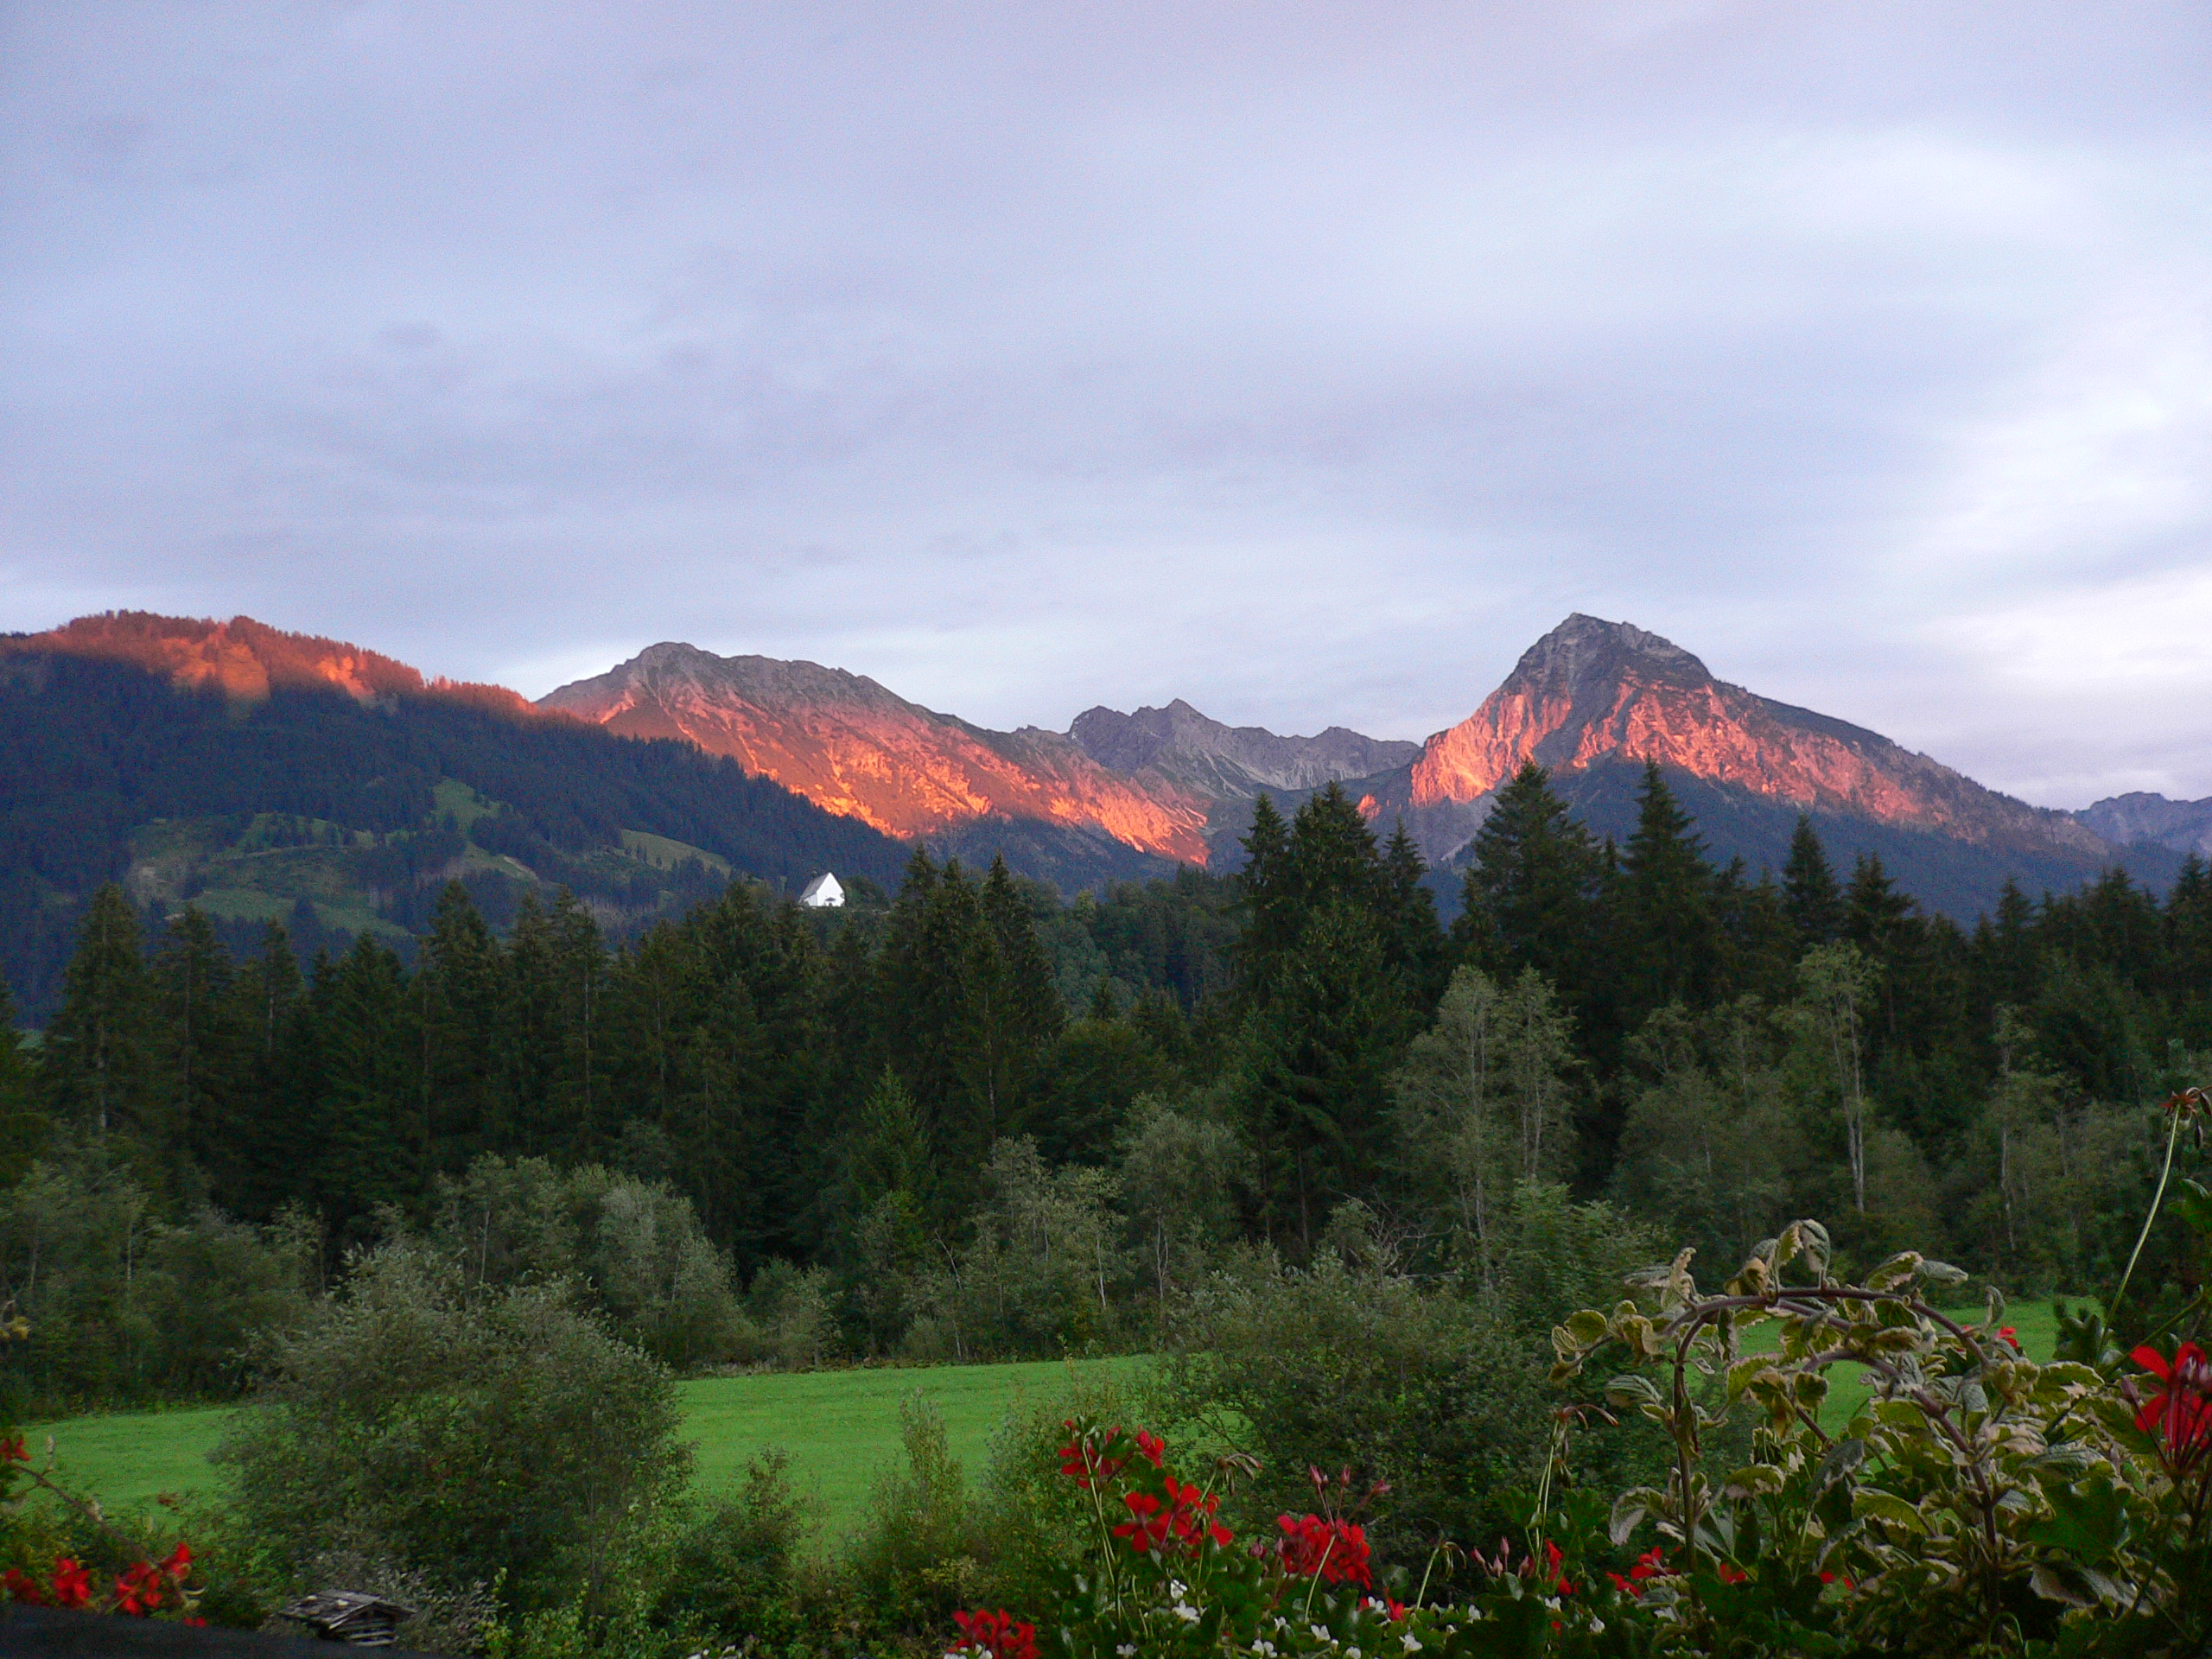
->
[1312,1624,1331,1642]
[1401,1635,1423,1653]
[1170,1580,1189,1598]
[1117,1648,1137,1657]
[1175,1603,1201,1624]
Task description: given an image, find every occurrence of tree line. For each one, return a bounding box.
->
[4,760,2209,1408]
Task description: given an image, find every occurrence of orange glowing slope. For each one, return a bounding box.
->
[541,644,1214,864]
[2,612,545,721]
[1386,614,2107,866]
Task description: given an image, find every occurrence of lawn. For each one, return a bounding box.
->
[24,1356,1145,1541]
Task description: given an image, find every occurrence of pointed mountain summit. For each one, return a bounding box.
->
[541,643,1214,865]
[1318,613,2139,916]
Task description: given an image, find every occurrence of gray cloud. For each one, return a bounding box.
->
[4,1,2209,806]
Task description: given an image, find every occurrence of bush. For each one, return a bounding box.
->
[649,1450,814,1649]
[1160,1189,1666,1572]
[836,1392,986,1639]
[427,1155,747,1370]
[0,1145,312,1413]
[214,1243,689,1614]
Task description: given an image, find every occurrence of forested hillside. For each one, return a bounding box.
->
[6,759,2209,1412]
[0,651,911,1020]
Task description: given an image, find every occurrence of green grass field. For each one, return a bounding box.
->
[26,1357,1144,1541]
[20,1300,2087,1543]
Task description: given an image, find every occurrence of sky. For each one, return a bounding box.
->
[4,2,2210,810]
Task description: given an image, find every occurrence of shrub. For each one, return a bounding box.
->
[214,1242,689,1612]
[649,1450,814,1649]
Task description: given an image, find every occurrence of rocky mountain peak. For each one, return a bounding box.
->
[1508,613,1712,698]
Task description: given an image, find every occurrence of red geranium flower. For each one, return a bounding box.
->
[48,1559,90,1611]
[1609,1547,1678,1594]
[952,1606,1039,1659]
[2133,1343,2212,1475]
[0,1438,27,1465]
[3,1568,46,1607]
[1275,1514,1372,1588]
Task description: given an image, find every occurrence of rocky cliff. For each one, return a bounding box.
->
[542,644,1216,863]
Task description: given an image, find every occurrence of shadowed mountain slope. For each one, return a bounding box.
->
[1067,699,1420,802]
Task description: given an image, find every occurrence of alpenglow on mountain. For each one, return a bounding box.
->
[4,608,2192,967]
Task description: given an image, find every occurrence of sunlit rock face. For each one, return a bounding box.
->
[1397,614,2108,868]
[543,644,1215,863]
[3,612,542,719]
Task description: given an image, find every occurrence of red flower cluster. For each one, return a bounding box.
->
[1055,1423,1165,1489]
[0,1438,27,1465]
[3,1557,91,1610]
[1608,1548,1675,1593]
[950,1606,1039,1659]
[1536,1539,1574,1596]
[2134,1343,2212,1475]
[1114,1475,1234,1555]
[1274,1514,1372,1589]
[3,1544,190,1619]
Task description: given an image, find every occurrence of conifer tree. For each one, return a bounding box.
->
[419,882,513,1166]
[1380,820,1446,1007]
[1617,762,1717,1018]
[312,931,418,1241]
[153,906,241,1173]
[213,923,308,1218]
[0,978,40,1180]
[39,885,153,1135]
[1233,794,1294,1006]
[1781,815,1844,945]
[1456,761,1601,991]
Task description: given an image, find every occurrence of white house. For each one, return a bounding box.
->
[798,871,845,908]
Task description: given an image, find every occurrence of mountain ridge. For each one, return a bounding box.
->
[1384,613,2112,874]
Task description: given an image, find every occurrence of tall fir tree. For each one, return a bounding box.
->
[1616,762,1718,1019]
[1455,761,1602,992]
[1781,815,1844,945]
[39,885,154,1135]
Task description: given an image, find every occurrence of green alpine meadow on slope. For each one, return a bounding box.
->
[29,1357,1145,1539]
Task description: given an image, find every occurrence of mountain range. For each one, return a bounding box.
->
[2,607,2198,1017]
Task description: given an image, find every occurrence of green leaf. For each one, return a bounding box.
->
[2024,1474,2132,1559]
[1610,1488,1663,1546]
[1605,1373,1664,1410]
[1852,1489,1928,1535]
[1920,1258,1968,1286]
[1866,1251,1923,1290]
[1560,1309,1610,1349]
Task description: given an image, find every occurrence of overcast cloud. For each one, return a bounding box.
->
[4,2,2209,807]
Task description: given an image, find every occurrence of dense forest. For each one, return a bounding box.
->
[0,652,912,1021]
[4,758,2206,1414]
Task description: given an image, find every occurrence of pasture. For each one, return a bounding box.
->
[22,1300,2084,1538]
[26,1356,1142,1539]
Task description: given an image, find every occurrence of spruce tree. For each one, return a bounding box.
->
[1234,794,1294,1007]
[1618,762,1717,1017]
[1457,761,1601,992]
[154,906,241,1175]
[40,885,153,1135]
[419,882,513,1166]
[0,978,40,1180]
[1380,820,1446,1007]
[1782,815,1844,945]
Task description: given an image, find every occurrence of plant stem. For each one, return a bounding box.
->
[2112,1102,2186,1330]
